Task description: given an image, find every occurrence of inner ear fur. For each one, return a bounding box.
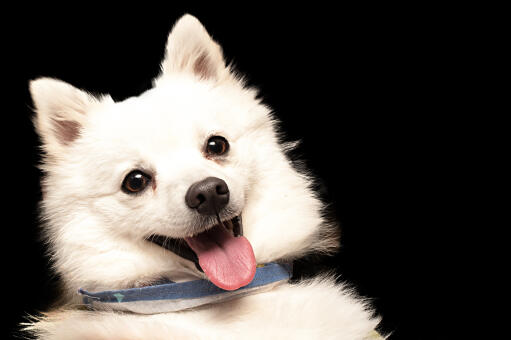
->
[29,77,102,155]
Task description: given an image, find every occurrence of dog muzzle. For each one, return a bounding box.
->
[78,262,292,314]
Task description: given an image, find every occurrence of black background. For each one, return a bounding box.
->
[3,5,461,339]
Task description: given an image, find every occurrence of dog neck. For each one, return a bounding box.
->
[79,262,292,314]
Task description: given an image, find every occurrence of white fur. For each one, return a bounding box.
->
[26,278,379,340]
[24,14,381,339]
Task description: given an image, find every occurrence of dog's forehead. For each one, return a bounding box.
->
[91,85,224,143]
[89,78,266,149]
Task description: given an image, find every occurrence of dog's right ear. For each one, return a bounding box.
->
[158,14,229,82]
[29,78,102,157]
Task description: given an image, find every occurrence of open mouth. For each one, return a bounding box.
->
[147,215,256,291]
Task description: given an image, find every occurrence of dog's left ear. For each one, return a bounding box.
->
[159,14,229,82]
[29,78,104,157]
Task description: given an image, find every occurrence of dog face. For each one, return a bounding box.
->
[36,76,263,240]
[30,15,337,294]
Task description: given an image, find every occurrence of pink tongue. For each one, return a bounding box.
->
[185,224,256,291]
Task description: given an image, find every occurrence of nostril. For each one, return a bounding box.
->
[197,193,206,204]
[216,184,229,195]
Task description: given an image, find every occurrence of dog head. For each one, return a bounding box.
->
[30,15,338,295]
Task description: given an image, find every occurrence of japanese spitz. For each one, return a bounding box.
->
[24,14,382,340]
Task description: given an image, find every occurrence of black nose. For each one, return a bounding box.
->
[185,177,230,216]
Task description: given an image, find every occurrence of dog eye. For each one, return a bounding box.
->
[206,136,229,156]
[122,170,152,194]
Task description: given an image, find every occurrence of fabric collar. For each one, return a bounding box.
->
[79,262,292,314]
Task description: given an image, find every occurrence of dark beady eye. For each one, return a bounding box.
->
[122,170,152,194]
[206,136,229,156]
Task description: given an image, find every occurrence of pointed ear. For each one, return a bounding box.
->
[159,14,229,81]
[29,77,99,156]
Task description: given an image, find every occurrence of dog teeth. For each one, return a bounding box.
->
[215,215,242,237]
[233,216,243,237]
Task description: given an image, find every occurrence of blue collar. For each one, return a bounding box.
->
[79,262,292,314]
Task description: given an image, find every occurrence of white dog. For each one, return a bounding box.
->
[24,14,383,339]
